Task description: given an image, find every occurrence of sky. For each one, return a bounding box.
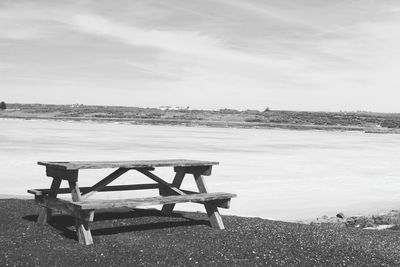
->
[1,0,400,112]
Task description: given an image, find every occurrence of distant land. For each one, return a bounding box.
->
[1,103,400,133]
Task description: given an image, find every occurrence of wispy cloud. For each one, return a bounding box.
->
[71,14,221,56]
[67,13,289,70]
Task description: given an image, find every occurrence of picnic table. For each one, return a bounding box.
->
[28,159,236,245]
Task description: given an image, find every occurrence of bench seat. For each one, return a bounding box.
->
[27,183,161,196]
[29,191,236,216]
[74,192,236,210]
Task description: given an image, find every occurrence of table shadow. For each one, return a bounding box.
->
[23,208,210,241]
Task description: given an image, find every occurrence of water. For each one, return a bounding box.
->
[1,118,400,221]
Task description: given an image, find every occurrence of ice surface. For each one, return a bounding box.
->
[1,118,400,221]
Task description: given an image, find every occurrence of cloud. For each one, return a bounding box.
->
[70,14,220,55]
[67,14,293,69]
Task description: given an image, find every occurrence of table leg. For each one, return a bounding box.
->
[37,177,61,225]
[193,173,225,229]
[160,170,185,215]
[68,180,94,245]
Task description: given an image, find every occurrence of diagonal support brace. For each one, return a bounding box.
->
[81,168,130,200]
[137,169,186,196]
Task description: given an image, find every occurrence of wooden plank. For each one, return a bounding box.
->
[69,180,82,202]
[81,168,129,200]
[72,192,236,210]
[46,167,78,180]
[194,174,208,193]
[179,190,231,209]
[38,159,219,170]
[35,195,95,228]
[36,195,83,217]
[204,202,225,228]
[193,173,225,229]
[161,170,186,215]
[28,189,45,195]
[29,186,232,208]
[35,192,233,212]
[28,183,161,196]
[37,178,61,225]
[209,199,231,209]
[174,166,213,176]
[68,180,93,245]
[137,169,186,196]
[75,212,94,245]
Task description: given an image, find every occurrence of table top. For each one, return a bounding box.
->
[38,159,219,170]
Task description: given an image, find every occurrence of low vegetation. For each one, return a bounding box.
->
[2,103,400,132]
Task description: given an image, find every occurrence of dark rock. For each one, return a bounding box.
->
[336,212,345,219]
[345,216,374,228]
[372,215,389,225]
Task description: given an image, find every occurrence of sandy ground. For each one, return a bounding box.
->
[1,199,400,266]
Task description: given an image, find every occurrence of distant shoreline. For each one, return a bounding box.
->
[2,113,399,134]
[0,114,367,131]
[1,103,400,134]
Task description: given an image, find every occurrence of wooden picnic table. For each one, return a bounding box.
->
[28,159,236,245]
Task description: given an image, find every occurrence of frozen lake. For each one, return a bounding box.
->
[1,118,400,221]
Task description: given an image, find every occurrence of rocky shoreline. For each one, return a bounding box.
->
[303,210,400,231]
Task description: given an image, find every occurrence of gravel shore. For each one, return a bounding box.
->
[1,199,400,266]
